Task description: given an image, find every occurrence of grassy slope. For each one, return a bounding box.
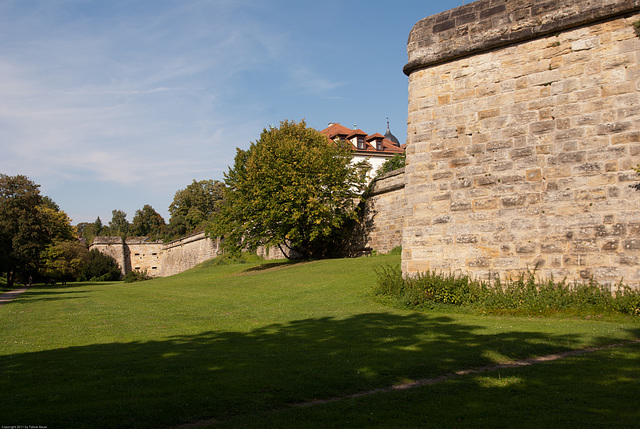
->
[1,255,639,428]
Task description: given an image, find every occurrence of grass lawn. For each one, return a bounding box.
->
[1,254,639,428]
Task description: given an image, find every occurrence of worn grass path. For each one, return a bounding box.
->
[0,285,29,305]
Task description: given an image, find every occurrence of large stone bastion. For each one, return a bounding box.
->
[402,0,640,286]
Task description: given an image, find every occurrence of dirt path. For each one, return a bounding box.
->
[0,286,29,306]
[172,339,640,428]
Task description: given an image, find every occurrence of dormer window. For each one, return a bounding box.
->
[365,133,385,152]
[357,137,365,150]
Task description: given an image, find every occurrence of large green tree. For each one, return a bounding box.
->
[0,174,76,287]
[210,120,367,259]
[109,209,130,238]
[131,204,166,239]
[168,179,225,236]
[41,240,90,283]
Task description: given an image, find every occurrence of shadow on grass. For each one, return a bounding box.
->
[1,313,638,428]
[242,260,310,273]
[10,289,90,304]
[2,284,100,305]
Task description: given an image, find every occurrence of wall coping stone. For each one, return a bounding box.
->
[163,231,211,250]
[368,167,405,196]
[92,236,124,245]
[404,0,640,75]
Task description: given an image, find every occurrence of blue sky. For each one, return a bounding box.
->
[0,0,464,224]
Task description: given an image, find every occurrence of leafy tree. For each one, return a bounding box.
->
[41,240,90,283]
[42,196,60,211]
[77,217,105,244]
[79,248,122,281]
[167,213,188,238]
[209,120,367,259]
[76,222,92,240]
[0,174,76,287]
[131,204,166,239]
[0,174,43,287]
[375,153,406,178]
[38,205,76,242]
[168,179,225,235]
[109,209,130,237]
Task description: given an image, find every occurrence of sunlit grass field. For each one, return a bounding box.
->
[1,254,639,428]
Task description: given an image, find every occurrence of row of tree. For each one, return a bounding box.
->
[78,179,226,244]
[2,120,400,286]
[0,174,121,288]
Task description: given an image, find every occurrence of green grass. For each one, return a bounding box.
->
[1,254,639,428]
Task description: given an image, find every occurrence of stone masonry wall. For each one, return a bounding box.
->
[363,168,407,253]
[90,237,164,277]
[403,0,640,286]
[160,232,220,277]
[126,238,164,277]
[90,236,127,276]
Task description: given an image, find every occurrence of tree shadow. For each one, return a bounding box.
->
[9,289,89,304]
[242,260,309,273]
[0,313,637,428]
[2,284,94,305]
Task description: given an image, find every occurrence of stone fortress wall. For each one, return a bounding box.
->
[402,0,640,286]
[91,236,173,278]
[90,231,311,278]
[362,168,407,254]
[159,233,220,277]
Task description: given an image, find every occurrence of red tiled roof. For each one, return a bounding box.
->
[319,123,404,156]
[347,129,368,139]
[321,123,353,139]
[365,133,385,141]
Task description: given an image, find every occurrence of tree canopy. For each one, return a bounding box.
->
[209,120,367,259]
[131,204,166,239]
[168,179,225,237]
[41,240,90,282]
[0,174,76,287]
[108,209,130,238]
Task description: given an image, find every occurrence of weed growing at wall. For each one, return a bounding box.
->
[634,20,640,38]
[373,265,640,316]
[124,270,151,283]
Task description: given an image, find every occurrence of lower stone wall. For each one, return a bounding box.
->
[90,237,127,276]
[159,232,220,277]
[363,168,406,254]
[127,241,164,277]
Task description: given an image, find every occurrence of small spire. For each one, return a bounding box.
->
[384,117,400,146]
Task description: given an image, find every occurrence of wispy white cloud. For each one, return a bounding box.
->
[0,0,420,222]
[287,65,346,97]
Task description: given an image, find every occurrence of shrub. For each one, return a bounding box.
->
[373,264,640,316]
[79,249,122,281]
[123,270,151,283]
[375,153,405,178]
